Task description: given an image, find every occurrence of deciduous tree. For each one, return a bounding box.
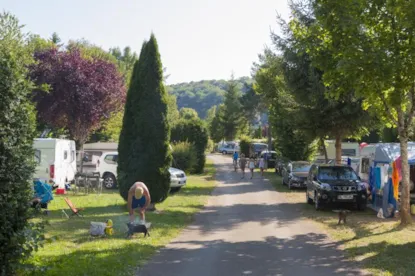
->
[302,0,415,225]
[275,2,374,163]
[179,107,199,120]
[31,47,126,169]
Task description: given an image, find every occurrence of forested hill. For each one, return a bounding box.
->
[167,77,252,118]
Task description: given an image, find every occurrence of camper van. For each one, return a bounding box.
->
[33,139,77,188]
[77,142,118,173]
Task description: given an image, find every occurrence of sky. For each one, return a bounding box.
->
[0,0,291,84]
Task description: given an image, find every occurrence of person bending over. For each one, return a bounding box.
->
[127,182,151,223]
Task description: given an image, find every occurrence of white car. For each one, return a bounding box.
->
[97,152,187,191]
[219,143,239,154]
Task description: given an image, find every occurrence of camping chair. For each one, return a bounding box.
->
[64,197,84,217]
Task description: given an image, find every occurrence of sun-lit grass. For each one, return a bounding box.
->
[23,160,216,276]
[265,170,415,276]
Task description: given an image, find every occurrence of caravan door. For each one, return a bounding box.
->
[33,139,55,182]
[67,140,77,182]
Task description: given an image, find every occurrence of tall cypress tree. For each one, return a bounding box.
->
[118,34,172,203]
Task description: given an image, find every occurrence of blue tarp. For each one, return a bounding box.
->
[33,180,53,204]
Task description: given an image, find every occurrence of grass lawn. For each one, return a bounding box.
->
[264,170,415,276]
[24,161,216,276]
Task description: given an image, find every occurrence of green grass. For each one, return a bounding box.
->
[265,171,415,276]
[24,161,216,276]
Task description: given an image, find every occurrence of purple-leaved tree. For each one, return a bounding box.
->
[31,48,126,170]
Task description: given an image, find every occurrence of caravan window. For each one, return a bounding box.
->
[361,158,370,174]
[64,150,68,160]
[342,149,356,157]
[71,150,75,162]
[104,154,118,164]
[34,150,41,164]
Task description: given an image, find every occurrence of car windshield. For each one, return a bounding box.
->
[318,167,358,180]
[292,164,310,172]
[263,152,277,158]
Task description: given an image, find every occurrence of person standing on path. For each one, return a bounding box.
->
[249,157,255,179]
[259,157,265,177]
[232,151,239,172]
[239,154,247,179]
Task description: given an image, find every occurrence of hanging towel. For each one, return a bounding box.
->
[375,167,381,190]
[369,167,376,204]
[388,178,397,210]
[392,161,400,200]
[396,156,402,181]
[382,180,390,217]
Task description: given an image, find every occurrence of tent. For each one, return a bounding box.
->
[369,143,415,215]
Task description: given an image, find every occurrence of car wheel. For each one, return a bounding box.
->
[314,193,322,210]
[306,191,313,204]
[103,173,117,189]
[222,151,227,155]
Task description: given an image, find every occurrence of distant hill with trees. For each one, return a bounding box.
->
[167,77,252,118]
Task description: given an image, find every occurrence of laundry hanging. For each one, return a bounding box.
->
[392,161,400,200]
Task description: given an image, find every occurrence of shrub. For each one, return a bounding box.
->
[171,142,197,172]
[0,12,42,275]
[171,119,209,173]
[117,34,172,203]
[206,138,215,153]
[239,135,252,157]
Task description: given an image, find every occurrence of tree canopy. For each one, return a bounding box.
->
[31,47,126,147]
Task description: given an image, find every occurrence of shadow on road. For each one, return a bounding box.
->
[139,233,364,276]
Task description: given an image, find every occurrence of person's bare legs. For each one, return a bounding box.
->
[250,169,254,179]
[241,168,245,179]
[138,208,145,222]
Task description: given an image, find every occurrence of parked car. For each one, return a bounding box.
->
[97,152,187,191]
[250,143,268,157]
[306,164,368,211]
[260,150,278,168]
[219,143,238,154]
[282,161,311,189]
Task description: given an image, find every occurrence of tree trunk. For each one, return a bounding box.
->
[320,137,328,163]
[79,142,84,173]
[398,134,412,225]
[335,135,342,165]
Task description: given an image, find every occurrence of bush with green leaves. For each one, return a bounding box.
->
[117,34,172,203]
[171,118,208,173]
[171,142,197,173]
[239,135,252,157]
[0,12,44,275]
[206,138,215,153]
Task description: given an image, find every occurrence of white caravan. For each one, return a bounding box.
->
[33,138,77,188]
[315,140,360,161]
